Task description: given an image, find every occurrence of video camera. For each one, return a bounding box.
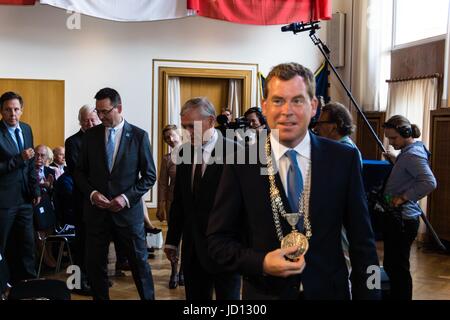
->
[216,115,251,131]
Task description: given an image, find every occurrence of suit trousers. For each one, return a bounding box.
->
[72,187,86,274]
[183,250,241,300]
[85,217,155,300]
[383,214,419,300]
[242,277,302,300]
[0,204,36,285]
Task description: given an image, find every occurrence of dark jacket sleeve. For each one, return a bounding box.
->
[0,153,26,176]
[122,131,156,207]
[207,164,266,276]
[165,165,184,247]
[26,125,40,199]
[344,148,382,300]
[73,131,94,199]
[65,134,78,175]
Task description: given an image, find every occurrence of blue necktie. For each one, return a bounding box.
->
[14,128,23,152]
[286,149,303,213]
[106,128,116,171]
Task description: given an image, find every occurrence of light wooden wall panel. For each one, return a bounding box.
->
[179,77,231,115]
[0,78,64,149]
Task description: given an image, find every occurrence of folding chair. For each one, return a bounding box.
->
[37,225,75,278]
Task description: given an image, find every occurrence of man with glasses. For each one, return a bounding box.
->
[313,102,362,164]
[74,88,156,300]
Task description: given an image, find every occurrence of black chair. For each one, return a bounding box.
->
[8,279,71,300]
[37,226,75,278]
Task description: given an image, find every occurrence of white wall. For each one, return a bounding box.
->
[0,3,325,139]
[327,0,354,108]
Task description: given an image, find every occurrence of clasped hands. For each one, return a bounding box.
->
[92,191,126,212]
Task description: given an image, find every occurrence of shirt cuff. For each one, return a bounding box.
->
[121,194,130,208]
[164,244,178,251]
[90,190,97,204]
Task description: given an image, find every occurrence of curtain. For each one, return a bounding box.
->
[385,77,439,225]
[385,78,439,149]
[167,77,181,130]
[351,0,392,111]
[228,79,242,119]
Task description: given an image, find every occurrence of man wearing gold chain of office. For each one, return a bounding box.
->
[207,62,381,300]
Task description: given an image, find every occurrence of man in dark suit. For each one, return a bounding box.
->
[164,97,241,300]
[0,91,40,288]
[207,63,381,300]
[74,88,156,300]
[65,104,100,294]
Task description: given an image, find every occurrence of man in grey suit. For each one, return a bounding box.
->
[0,91,40,289]
[74,88,156,300]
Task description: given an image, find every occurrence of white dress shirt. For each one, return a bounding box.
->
[270,131,311,197]
[105,117,125,169]
[191,128,218,180]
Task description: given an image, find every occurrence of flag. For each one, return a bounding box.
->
[309,61,329,129]
[314,61,329,104]
[188,0,332,25]
[40,0,193,22]
[0,0,35,4]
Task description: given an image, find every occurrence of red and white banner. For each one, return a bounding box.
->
[0,0,35,4]
[40,0,194,22]
[187,0,332,25]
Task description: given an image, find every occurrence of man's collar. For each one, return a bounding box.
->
[202,128,218,153]
[2,120,20,131]
[270,130,311,162]
[108,117,125,131]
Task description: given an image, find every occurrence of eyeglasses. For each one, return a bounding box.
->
[95,106,116,116]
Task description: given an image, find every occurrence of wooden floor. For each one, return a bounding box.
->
[45,220,450,300]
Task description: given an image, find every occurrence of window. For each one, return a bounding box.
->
[394,0,449,46]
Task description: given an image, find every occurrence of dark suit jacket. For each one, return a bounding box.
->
[65,129,84,175]
[74,121,156,228]
[0,121,40,208]
[207,133,381,300]
[166,135,238,274]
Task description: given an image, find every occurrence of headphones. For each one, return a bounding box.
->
[397,126,412,138]
[383,123,412,138]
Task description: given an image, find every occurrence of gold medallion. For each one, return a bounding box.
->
[281,230,309,260]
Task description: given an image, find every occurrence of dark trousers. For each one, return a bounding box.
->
[72,188,86,274]
[183,252,241,300]
[85,218,154,300]
[0,204,36,285]
[383,214,419,300]
[242,277,302,300]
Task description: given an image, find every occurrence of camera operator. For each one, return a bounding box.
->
[382,115,437,300]
[243,107,267,145]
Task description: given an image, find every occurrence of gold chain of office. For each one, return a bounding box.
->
[265,134,312,242]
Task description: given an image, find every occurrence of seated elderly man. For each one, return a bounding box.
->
[49,146,66,180]
[33,145,57,268]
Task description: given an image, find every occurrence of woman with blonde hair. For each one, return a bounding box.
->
[157,124,183,289]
